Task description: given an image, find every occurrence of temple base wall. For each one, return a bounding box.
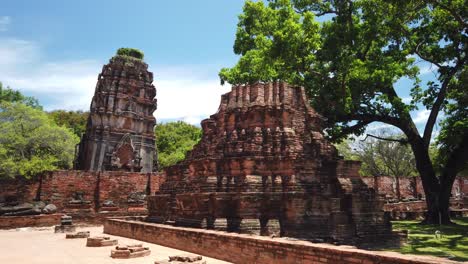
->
[103,218,454,264]
[0,214,63,229]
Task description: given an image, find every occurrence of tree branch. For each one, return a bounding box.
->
[362,134,408,144]
[415,42,443,68]
[423,62,464,147]
[335,120,372,138]
[337,113,402,128]
[316,10,337,16]
[422,74,450,147]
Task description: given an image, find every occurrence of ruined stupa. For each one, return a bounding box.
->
[148,82,399,245]
[75,48,158,172]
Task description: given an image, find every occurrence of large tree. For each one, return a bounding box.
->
[155,121,202,169]
[220,0,467,224]
[0,103,79,179]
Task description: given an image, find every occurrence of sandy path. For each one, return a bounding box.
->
[0,225,231,264]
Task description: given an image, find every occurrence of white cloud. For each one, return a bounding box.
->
[0,38,100,111]
[0,38,39,66]
[418,63,438,76]
[401,96,412,104]
[0,37,231,124]
[0,16,10,32]
[413,109,430,124]
[365,122,394,132]
[155,78,229,123]
[182,116,204,126]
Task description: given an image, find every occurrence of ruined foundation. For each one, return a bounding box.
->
[110,244,151,259]
[155,254,206,264]
[86,236,118,247]
[65,231,90,239]
[54,215,76,233]
[147,82,401,246]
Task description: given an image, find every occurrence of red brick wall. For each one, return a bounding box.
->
[0,214,62,229]
[104,219,456,264]
[0,170,166,220]
[40,170,99,210]
[362,176,466,200]
[0,178,40,203]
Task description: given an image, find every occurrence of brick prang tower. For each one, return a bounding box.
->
[148,82,401,246]
[75,51,158,173]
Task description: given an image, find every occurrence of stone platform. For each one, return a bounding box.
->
[110,244,151,259]
[104,218,458,264]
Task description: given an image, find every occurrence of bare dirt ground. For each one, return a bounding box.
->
[0,225,231,264]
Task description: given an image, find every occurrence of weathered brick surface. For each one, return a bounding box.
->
[0,178,40,203]
[40,170,99,211]
[75,55,158,173]
[0,214,62,229]
[149,82,399,245]
[104,219,457,264]
[0,170,165,225]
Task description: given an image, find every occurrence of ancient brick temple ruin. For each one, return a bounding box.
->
[75,54,158,172]
[148,82,398,245]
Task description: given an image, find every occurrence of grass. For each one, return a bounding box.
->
[390,217,468,262]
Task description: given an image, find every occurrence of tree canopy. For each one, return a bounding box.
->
[155,121,202,169]
[48,110,89,138]
[0,103,79,179]
[0,82,41,109]
[221,0,467,224]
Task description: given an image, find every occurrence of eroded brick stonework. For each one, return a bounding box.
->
[0,170,165,224]
[0,214,62,229]
[75,55,158,172]
[148,82,398,245]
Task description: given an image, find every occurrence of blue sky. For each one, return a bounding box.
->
[0,0,437,131]
[0,0,244,124]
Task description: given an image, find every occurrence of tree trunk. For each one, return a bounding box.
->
[395,176,401,201]
[423,186,452,225]
[407,136,452,224]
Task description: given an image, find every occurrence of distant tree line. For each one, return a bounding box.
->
[0,83,79,179]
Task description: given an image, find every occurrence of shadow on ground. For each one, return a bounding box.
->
[386,217,468,261]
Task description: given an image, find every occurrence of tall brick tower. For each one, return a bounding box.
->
[75,48,158,173]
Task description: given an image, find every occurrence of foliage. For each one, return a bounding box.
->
[0,82,41,109]
[0,103,79,179]
[353,131,417,178]
[334,139,359,160]
[391,218,468,261]
[48,110,89,138]
[116,47,144,60]
[221,0,467,223]
[155,121,202,169]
